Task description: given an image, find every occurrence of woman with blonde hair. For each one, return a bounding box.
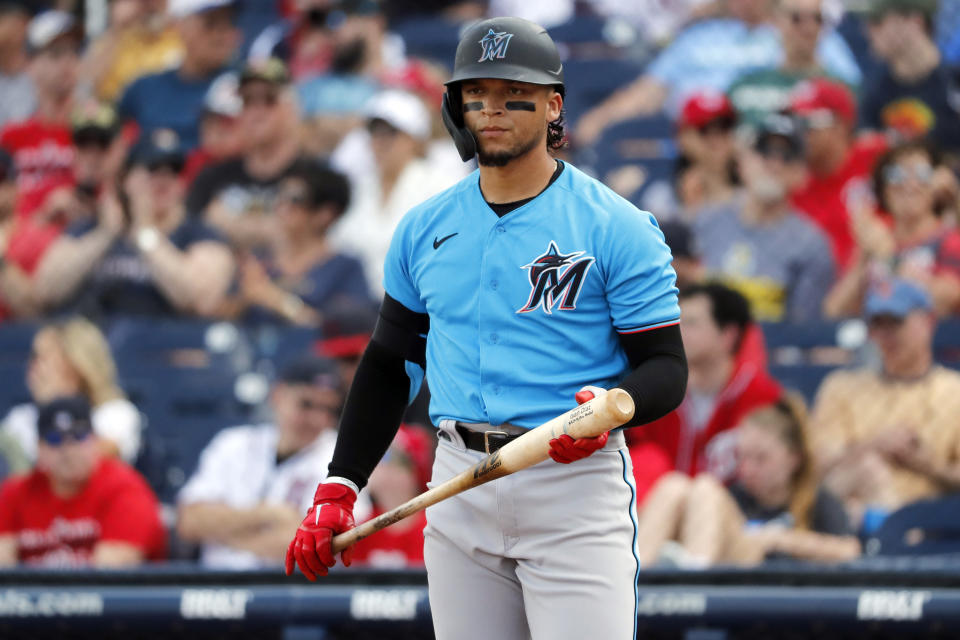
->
[635,394,861,567]
[2,317,140,464]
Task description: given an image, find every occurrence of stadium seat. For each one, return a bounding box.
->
[866,495,960,556]
[560,57,645,124]
[0,323,38,415]
[768,363,836,404]
[137,413,239,504]
[393,16,464,66]
[577,113,676,208]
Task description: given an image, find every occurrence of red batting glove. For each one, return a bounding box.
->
[285,482,357,581]
[548,386,610,464]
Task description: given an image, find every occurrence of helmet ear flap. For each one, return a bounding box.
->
[441,89,477,162]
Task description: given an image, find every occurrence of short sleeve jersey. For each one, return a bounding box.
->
[383,162,680,429]
[0,458,166,566]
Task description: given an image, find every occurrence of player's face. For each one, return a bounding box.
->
[735,421,798,501]
[460,78,562,167]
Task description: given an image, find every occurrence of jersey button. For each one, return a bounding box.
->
[490,333,499,344]
[497,227,506,234]
[491,280,498,290]
[493,385,501,394]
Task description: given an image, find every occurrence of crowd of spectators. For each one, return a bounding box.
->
[0,0,959,572]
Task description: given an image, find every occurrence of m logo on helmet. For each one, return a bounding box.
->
[478,29,514,62]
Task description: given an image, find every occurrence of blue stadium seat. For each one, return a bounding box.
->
[768,363,836,404]
[137,413,239,504]
[393,16,464,66]
[867,495,960,556]
[577,113,676,208]
[250,325,320,374]
[0,323,38,415]
[561,57,645,124]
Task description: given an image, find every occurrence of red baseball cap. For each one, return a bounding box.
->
[789,78,856,127]
[678,91,735,129]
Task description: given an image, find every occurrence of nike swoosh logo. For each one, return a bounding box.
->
[549,64,563,75]
[433,233,458,249]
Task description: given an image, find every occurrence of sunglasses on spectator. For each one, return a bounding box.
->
[241,92,279,109]
[41,427,92,447]
[884,163,934,186]
[787,10,823,26]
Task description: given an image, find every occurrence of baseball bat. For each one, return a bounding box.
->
[331,388,635,553]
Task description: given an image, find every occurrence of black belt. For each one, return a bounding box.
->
[440,423,526,454]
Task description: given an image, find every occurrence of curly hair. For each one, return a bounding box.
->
[547,108,567,151]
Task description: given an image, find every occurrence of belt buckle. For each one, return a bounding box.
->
[483,430,509,455]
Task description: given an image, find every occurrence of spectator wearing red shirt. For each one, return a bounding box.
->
[0,396,165,568]
[351,425,434,568]
[0,10,80,221]
[629,284,781,501]
[825,140,960,318]
[789,78,887,271]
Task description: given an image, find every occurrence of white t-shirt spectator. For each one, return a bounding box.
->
[178,424,371,569]
[328,156,463,297]
[2,399,141,464]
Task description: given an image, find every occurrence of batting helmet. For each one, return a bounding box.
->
[442,17,565,161]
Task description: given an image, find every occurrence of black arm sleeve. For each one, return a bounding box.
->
[616,324,688,428]
[326,295,429,489]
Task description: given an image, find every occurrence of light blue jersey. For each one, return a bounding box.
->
[384,162,679,429]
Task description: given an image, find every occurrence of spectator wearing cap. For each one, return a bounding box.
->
[0,9,81,220]
[223,158,371,326]
[693,113,835,322]
[181,72,243,186]
[728,0,854,130]
[0,2,35,128]
[329,89,462,296]
[2,316,142,465]
[33,132,234,318]
[117,0,239,152]
[811,278,960,533]
[825,140,960,317]
[672,91,739,222]
[0,102,130,323]
[862,0,960,151]
[351,424,434,568]
[0,396,165,568]
[575,0,860,146]
[80,0,184,103]
[70,103,125,218]
[186,58,312,249]
[177,355,371,569]
[789,78,888,272]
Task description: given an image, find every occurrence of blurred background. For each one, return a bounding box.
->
[1,0,960,638]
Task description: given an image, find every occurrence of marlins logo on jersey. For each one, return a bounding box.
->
[517,241,595,314]
[478,29,514,62]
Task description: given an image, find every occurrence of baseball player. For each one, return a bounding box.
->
[286,17,688,640]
